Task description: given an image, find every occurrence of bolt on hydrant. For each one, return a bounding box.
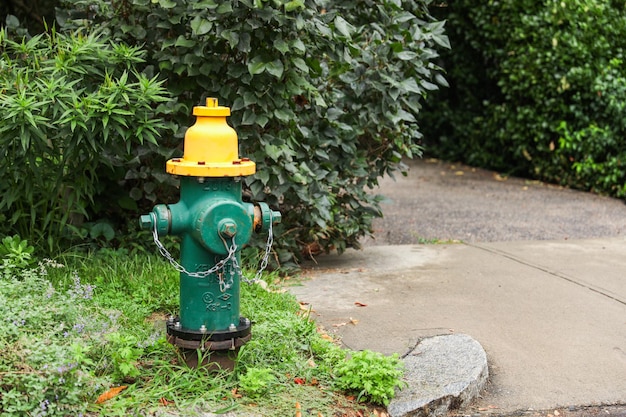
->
[139,97,280,369]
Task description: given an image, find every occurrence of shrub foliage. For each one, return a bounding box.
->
[0,28,170,252]
[54,0,448,264]
[422,0,626,198]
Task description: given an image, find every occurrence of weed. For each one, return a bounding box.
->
[335,350,406,406]
[0,234,35,277]
[238,367,277,398]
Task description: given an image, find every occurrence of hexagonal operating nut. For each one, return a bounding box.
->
[139,214,153,230]
[219,221,237,238]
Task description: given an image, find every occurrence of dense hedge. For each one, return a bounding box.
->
[422,0,626,198]
[49,0,448,265]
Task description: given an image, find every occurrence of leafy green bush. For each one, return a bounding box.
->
[57,0,448,264]
[0,28,171,253]
[422,0,626,198]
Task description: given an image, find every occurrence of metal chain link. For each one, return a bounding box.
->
[150,212,237,279]
[252,211,274,282]
[149,210,274,286]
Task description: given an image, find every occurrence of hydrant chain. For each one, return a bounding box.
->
[149,211,275,283]
[252,211,274,283]
[150,212,237,278]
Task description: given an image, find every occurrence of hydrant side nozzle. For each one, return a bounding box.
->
[253,202,281,233]
[139,204,171,236]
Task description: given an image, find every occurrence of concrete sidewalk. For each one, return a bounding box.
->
[291,239,626,414]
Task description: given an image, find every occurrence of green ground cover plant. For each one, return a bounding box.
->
[1,244,405,416]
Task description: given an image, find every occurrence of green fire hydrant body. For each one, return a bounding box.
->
[139,98,280,367]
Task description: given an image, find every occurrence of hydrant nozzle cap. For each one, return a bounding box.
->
[193,97,231,117]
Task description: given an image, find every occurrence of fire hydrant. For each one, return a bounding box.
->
[139,97,280,369]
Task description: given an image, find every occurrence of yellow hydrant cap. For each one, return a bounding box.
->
[166,97,256,177]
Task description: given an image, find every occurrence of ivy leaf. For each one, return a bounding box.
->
[290,38,306,54]
[158,0,177,8]
[274,108,291,121]
[220,30,239,48]
[396,51,418,61]
[5,14,20,29]
[255,115,269,128]
[274,38,289,54]
[420,79,438,91]
[190,16,213,36]
[292,58,309,73]
[174,36,196,48]
[400,78,422,94]
[266,60,284,78]
[238,32,251,53]
[285,0,304,12]
[334,16,353,38]
[217,3,233,13]
[241,109,256,125]
[89,222,115,241]
[247,56,266,75]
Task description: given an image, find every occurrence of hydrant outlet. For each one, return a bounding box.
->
[139,204,171,236]
[254,202,282,232]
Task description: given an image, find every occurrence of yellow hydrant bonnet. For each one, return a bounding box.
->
[166,98,256,177]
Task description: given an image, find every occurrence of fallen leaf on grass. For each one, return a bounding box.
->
[159,397,174,406]
[95,386,128,404]
[231,388,242,398]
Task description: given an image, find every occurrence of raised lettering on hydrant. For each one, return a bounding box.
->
[139,97,280,368]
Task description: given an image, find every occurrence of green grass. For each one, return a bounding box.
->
[0,248,403,416]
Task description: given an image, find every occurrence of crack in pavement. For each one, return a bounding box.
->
[468,242,626,307]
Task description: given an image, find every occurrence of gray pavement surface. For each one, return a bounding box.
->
[290,159,626,416]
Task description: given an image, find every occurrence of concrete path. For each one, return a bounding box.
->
[290,159,626,415]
